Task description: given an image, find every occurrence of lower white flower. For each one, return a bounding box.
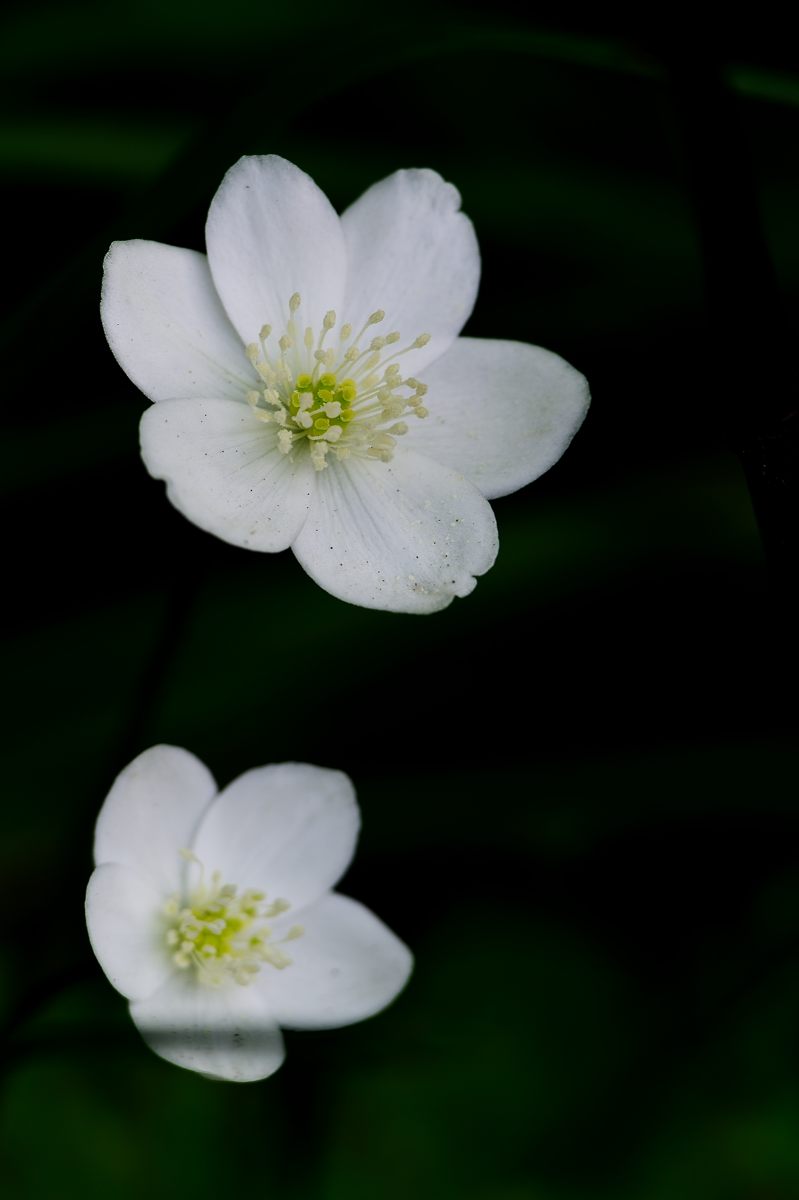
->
[101,155,590,614]
[85,745,412,1082]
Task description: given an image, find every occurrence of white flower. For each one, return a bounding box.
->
[85,745,412,1082]
[101,155,589,613]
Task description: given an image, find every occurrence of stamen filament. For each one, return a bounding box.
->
[243,296,433,470]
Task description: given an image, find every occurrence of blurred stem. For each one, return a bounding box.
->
[665,41,799,603]
[80,555,202,866]
[0,963,95,1072]
[0,561,200,1067]
[106,557,201,772]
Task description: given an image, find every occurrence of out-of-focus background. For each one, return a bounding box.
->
[2,5,798,1197]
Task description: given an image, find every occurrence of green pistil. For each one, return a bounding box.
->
[186,901,251,959]
[289,372,357,438]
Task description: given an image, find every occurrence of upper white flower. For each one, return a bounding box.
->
[85,745,412,1082]
[101,155,589,613]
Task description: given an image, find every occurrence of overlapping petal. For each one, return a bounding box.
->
[101,240,253,403]
[292,449,498,613]
[206,155,347,345]
[94,745,216,891]
[341,168,480,374]
[264,893,413,1030]
[87,748,412,1082]
[104,155,589,613]
[140,397,315,552]
[409,337,590,498]
[190,763,360,914]
[130,971,285,1082]
[85,864,172,1002]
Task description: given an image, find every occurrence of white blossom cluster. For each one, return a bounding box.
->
[87,157,589,1081]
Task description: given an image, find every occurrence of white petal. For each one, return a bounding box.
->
[130,971,285,1082]
[101,240,253,403]
[191,764,360,913]
[292,449,498,614]
[341,168,480,374]
[262,893,413,1030]
[94,745,216,890]
[140,397,315,552]
[85,864,172,1002]
[206,155,346,345]
[409,338,590,499]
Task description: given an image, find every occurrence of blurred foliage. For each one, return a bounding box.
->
[2,2,799,1198]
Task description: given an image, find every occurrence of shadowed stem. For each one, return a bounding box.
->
[666,42,799,603]
[0,559,202,1068]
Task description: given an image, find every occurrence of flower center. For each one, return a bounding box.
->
[244,293,430,471]
[163,851,303,987]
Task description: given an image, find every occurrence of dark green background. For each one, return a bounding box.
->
[2,5,798,1197]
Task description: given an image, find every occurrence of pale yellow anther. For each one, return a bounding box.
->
[239,291,435,471]
[164,851,304,987]
[311,442,330,471]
